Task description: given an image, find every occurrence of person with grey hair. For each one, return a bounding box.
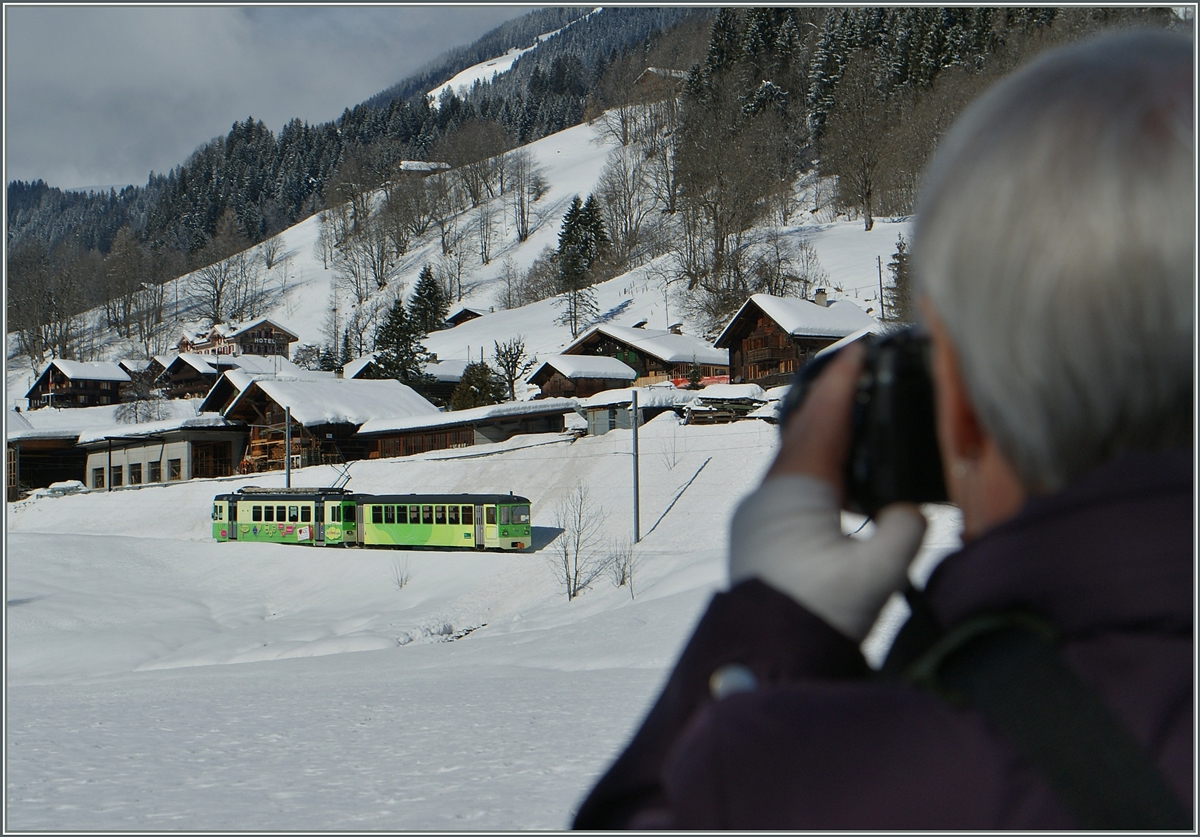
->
[574,28,1193,830]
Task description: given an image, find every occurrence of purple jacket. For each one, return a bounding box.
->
[573,450,1193,829]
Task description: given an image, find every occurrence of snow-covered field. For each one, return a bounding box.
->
[6,415,963,830]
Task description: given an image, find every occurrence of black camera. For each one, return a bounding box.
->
[777,326,948,517]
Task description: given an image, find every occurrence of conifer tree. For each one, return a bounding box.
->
[408,264,449,335]
[372,299,436,396]
[449,361,506,410]
[884,233,913,323]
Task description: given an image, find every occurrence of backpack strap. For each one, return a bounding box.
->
[883,588,1191,831]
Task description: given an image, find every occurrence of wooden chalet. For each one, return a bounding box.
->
[177,317,298,358]
[157,353,308,400]
[444,307,488,328]
[714,293,882,389]
[24,360,131,409]
[356,398,580,459]
[220,377,438,473]
[527,355,637,400]
[561,324,729,388]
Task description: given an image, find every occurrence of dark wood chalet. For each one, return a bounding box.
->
[527,355,638,399]
[561,324,729,388]
[24,360,131,409]
[714,294,880,388]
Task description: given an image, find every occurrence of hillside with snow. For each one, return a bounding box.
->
[5,114,910,407]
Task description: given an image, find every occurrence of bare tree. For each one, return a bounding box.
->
[493,336,537,401]
[548,484,610,601]
[596,145,658,268]
[258,236,285,270]
[607,536,639,599]
[820,51,892,231]
[505,148,545,243]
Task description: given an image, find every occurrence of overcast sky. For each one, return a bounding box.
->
[4,5,530,191]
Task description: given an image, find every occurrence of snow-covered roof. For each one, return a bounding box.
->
[815,324,890,357]
[567,325,728,367]
[577,386,701,410]
[529,354,638,382]
[227,377,439,427]
[763,385,791,402]
[695,383,768,404]
[425,359,469,382]
[358,397,579,436]
[715,294,881,346]
[399,160,451,173]
[76,413,235,446]
[166,352,310,379]
[8,400,203,442]
[35,360,131,384]
[119,359,151,374]
[210,317,299,340]
[342,353,379,380]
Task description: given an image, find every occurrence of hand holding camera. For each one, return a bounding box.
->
[728,331,937,641]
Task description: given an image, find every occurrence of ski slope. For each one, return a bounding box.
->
[6,415,964,830]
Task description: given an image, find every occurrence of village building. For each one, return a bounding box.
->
[219,377,439,473]
[634,66,688,98]
[24,360,132,410]
[714,293,882,389]
[342,355,466,404]
[356,398,580,459]
[77,413,246,490]
[527,355,638,400]
[443,306,488,328]
[576,385,701,436]
[177,317,298,358]
[157,353,309,400]
[560,324,729,388]
[6,409,87,500]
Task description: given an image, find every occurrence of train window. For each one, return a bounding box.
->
[300,507,311,523]
[462,505,474,525]
[514,505,531,524]
[448,506,459,525]
[276,506,286,521]
[384,505,395,524]
[499,506,511,525]
[253,506,263,522]
[212,504,220,521]
[486,507,496,525]
[331,505,341,523]
[435,506,446,525]
[288,506,299,523]
[422,505,433,525]
[264,506,275,522]
[372,505,383,524]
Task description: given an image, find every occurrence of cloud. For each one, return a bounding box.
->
[4,6,528,189]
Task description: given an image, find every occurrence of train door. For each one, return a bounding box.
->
[228,499,238,540]
[474,504,484,549]
[314,499,325,545]
[346,501,362,546]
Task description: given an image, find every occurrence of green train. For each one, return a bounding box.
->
[212,487,533,551]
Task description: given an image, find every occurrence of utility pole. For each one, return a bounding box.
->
[877,254,886,320]
[631,389,640,543]
[285,406,292,488]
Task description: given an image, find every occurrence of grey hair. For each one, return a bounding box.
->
[913,29,1194,494]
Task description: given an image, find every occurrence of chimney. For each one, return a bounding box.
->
[668,322,683,335]
[632,319,648,329]
[335,368,344,379]
[814,288,828,307]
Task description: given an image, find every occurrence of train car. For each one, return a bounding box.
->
[355,493,532,551]
[213,487,357,546]
[213,489,531,551]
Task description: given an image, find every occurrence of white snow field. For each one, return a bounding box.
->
[6,415,963,830]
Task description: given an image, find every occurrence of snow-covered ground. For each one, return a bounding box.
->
[6,415,963,830]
